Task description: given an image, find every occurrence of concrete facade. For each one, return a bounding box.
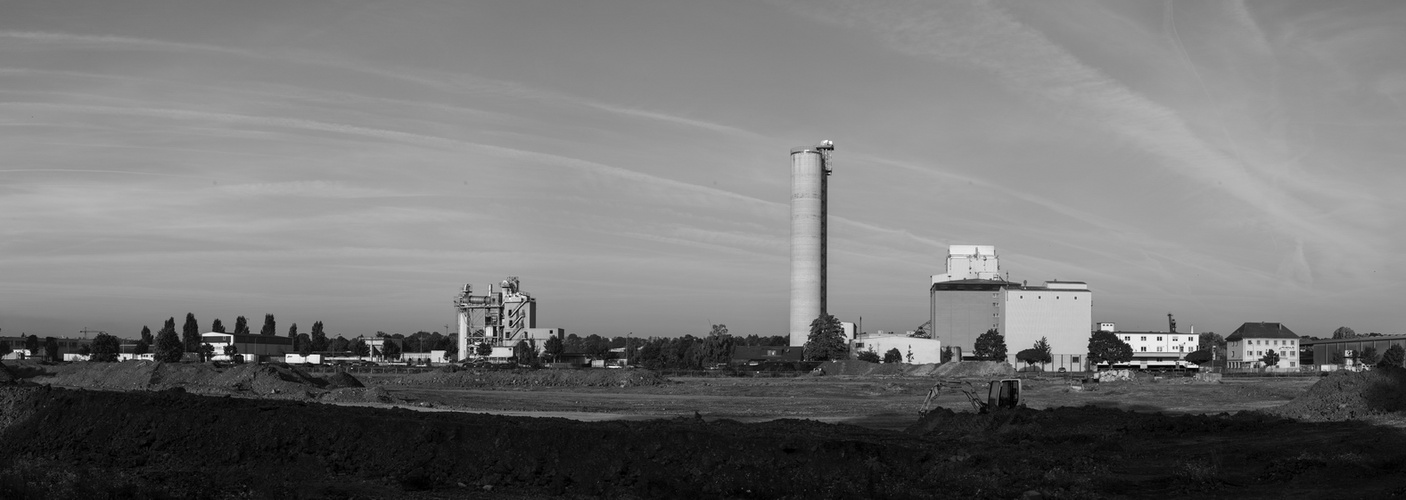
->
[1000,281,1091,369]
[851,333,942,364]
[928,246,1092,367]
[789,141,833,346]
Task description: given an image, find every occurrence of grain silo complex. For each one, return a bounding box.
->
[789,140,834,346]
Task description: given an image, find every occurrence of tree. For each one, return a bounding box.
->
[1197,332,1226,363]
[311,321,329,352]
[476,342,493,357]
[1359,347,1379,366]
[200,343,215,362]
[857,350,880,363]
[329,336,350,353]
[1332,327,1357,340]
[382,340,401,360]
[233,316,250,336]
[155,317,184,362]
[287,323,299,350]
[297,334,312,357]
[211,319,225,333]
[1033,337,1053,363]
[1184,349,1213,365]
[139,326,154,345]
[78,344,91,357]
[25,335,39,356]
[182,313,201,353]
[515,339,538,366]
[1015,349,1045,368]
[1378,345,1405,369]
[882,348,903,364]
[352,339,370,358]
[1087,330,1133,369]
[941,347,954,363]
[89,333,121,362]
[1260,350,1280,368]
[543,336,564,362]
[0,341,11,359]
[45,337,60,361]
[223,343,239,358]
[134,340,150,355]
[973,329,1007,362]
[804,314,848,361]
[260,314,276,336]
[701,327,734,366]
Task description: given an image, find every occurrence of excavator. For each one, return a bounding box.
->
[920,378,1023,414]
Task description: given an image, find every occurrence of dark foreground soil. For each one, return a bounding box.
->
[4,384,1406,499]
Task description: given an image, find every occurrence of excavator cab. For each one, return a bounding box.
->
[986,379,1021,409]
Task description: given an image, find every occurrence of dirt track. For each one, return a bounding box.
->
[5,361,1406,499]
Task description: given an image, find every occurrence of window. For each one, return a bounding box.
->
[1072,356,1080,363]
[1141,346,1147,352]
[1141,336,1147,341]
[1124,336,1131,341]
[1157,337,1162,341]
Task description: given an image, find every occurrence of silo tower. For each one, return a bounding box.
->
[789,140,833,346]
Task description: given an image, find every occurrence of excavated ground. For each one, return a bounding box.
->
[4,361,1406,499]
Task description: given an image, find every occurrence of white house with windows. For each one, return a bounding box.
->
[1226,322,1299,369]
[1096,322,1199,370]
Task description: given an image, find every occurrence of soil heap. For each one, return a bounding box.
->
[0,362,14,384]
[1265,367,1406,421]
[382,367,669,388]
[38,361,391,404]
[814,360,1014,378]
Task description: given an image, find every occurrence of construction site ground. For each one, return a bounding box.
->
[5,359,1406,499]
[365,373,1319,431]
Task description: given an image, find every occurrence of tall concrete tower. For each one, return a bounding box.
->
[789,140,833,346]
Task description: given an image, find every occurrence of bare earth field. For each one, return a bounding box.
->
[365,374,1318,430]
[4,360,1406,499]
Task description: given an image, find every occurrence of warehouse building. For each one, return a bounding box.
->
[929,245,1091,370]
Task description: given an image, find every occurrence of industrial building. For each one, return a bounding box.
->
[929,245,1091,369]
[453,277,562,361]
[1097,317,1201,370]
[789,140,834,347]
[850,332,942,364]
[200,332,293,363]
[1301,334,1406,368]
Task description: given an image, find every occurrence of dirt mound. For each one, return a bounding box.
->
[0,363,13,383]
[382,368,669,388]
[42,361,329,399]
[317,386,397,404]
[1265,367,1406,421]
[924,361,1015,378]
[322,371,365,388]
[811,360,908,376]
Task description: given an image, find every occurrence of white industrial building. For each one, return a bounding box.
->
[201,332,292,363]
[1097,321,1200,370]
[929,245,1091,370]
[851,332,942,364]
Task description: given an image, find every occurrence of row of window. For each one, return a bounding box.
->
[1123,336,1190,343]
[1245,339,1295,346]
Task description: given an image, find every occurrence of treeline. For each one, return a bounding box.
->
[540,325,789,370]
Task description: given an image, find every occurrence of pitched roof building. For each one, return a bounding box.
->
[1226,322,1300,369]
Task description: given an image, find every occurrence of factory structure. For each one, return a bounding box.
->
[788,140,834,347]
[929,245,1091,370]
[453,276,562,361]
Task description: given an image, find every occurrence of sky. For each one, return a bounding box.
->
[1,0,1403,341]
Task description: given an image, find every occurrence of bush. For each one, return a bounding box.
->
[882,348,903,364]
[856,350,880,363]
[1378,345,1405,369]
